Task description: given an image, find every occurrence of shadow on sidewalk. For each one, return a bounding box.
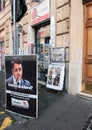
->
[38,85,65,113]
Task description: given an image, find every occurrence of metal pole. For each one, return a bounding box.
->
[12,0,16,54]
[13,0,18,55]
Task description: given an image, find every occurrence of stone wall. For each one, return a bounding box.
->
[56,0,70,47]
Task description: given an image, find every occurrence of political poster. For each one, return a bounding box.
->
[46,63,65,91]
[5,55,38,118]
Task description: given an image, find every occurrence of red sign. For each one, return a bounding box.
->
[31,0,50,25]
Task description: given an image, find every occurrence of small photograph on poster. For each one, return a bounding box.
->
[46,63,65,91]
[47,66,54,85]
[53,66,61,86]
[51,47,65,63]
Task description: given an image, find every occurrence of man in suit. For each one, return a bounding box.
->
[6,56,32,90]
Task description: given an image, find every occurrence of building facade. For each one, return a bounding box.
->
[0,0,92,97]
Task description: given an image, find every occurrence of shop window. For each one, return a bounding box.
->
[45,37,50,43]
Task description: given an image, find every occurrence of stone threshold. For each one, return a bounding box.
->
[77,92,92,100]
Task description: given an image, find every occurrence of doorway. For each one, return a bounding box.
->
[35,25,51,85]
[82,1,92,94]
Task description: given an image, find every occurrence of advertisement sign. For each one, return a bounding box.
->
[31,0,50,25]
[46,63,65,91]
[5,55,38,118]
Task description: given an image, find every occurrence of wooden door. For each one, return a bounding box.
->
[83,2,92,93]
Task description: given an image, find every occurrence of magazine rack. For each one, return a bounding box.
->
[46,47,67,91]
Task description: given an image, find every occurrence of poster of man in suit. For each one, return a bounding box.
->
[5,55,38,118]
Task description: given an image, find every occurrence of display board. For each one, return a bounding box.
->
[46,63,65,90]
[5,55,38,118]
[46,47,65,90]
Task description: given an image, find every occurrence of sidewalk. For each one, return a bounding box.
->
[0,71,92,130]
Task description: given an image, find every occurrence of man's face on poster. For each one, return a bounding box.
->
[12,63,23,82]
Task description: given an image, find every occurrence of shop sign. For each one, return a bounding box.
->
[31,0,50,25]
[38,25,50,37]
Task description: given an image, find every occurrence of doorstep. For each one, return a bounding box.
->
[77,92,92,100]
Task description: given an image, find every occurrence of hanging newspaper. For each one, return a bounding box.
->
[51,47,65,62]
[5,55,38,118]
[46,63,65,90]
